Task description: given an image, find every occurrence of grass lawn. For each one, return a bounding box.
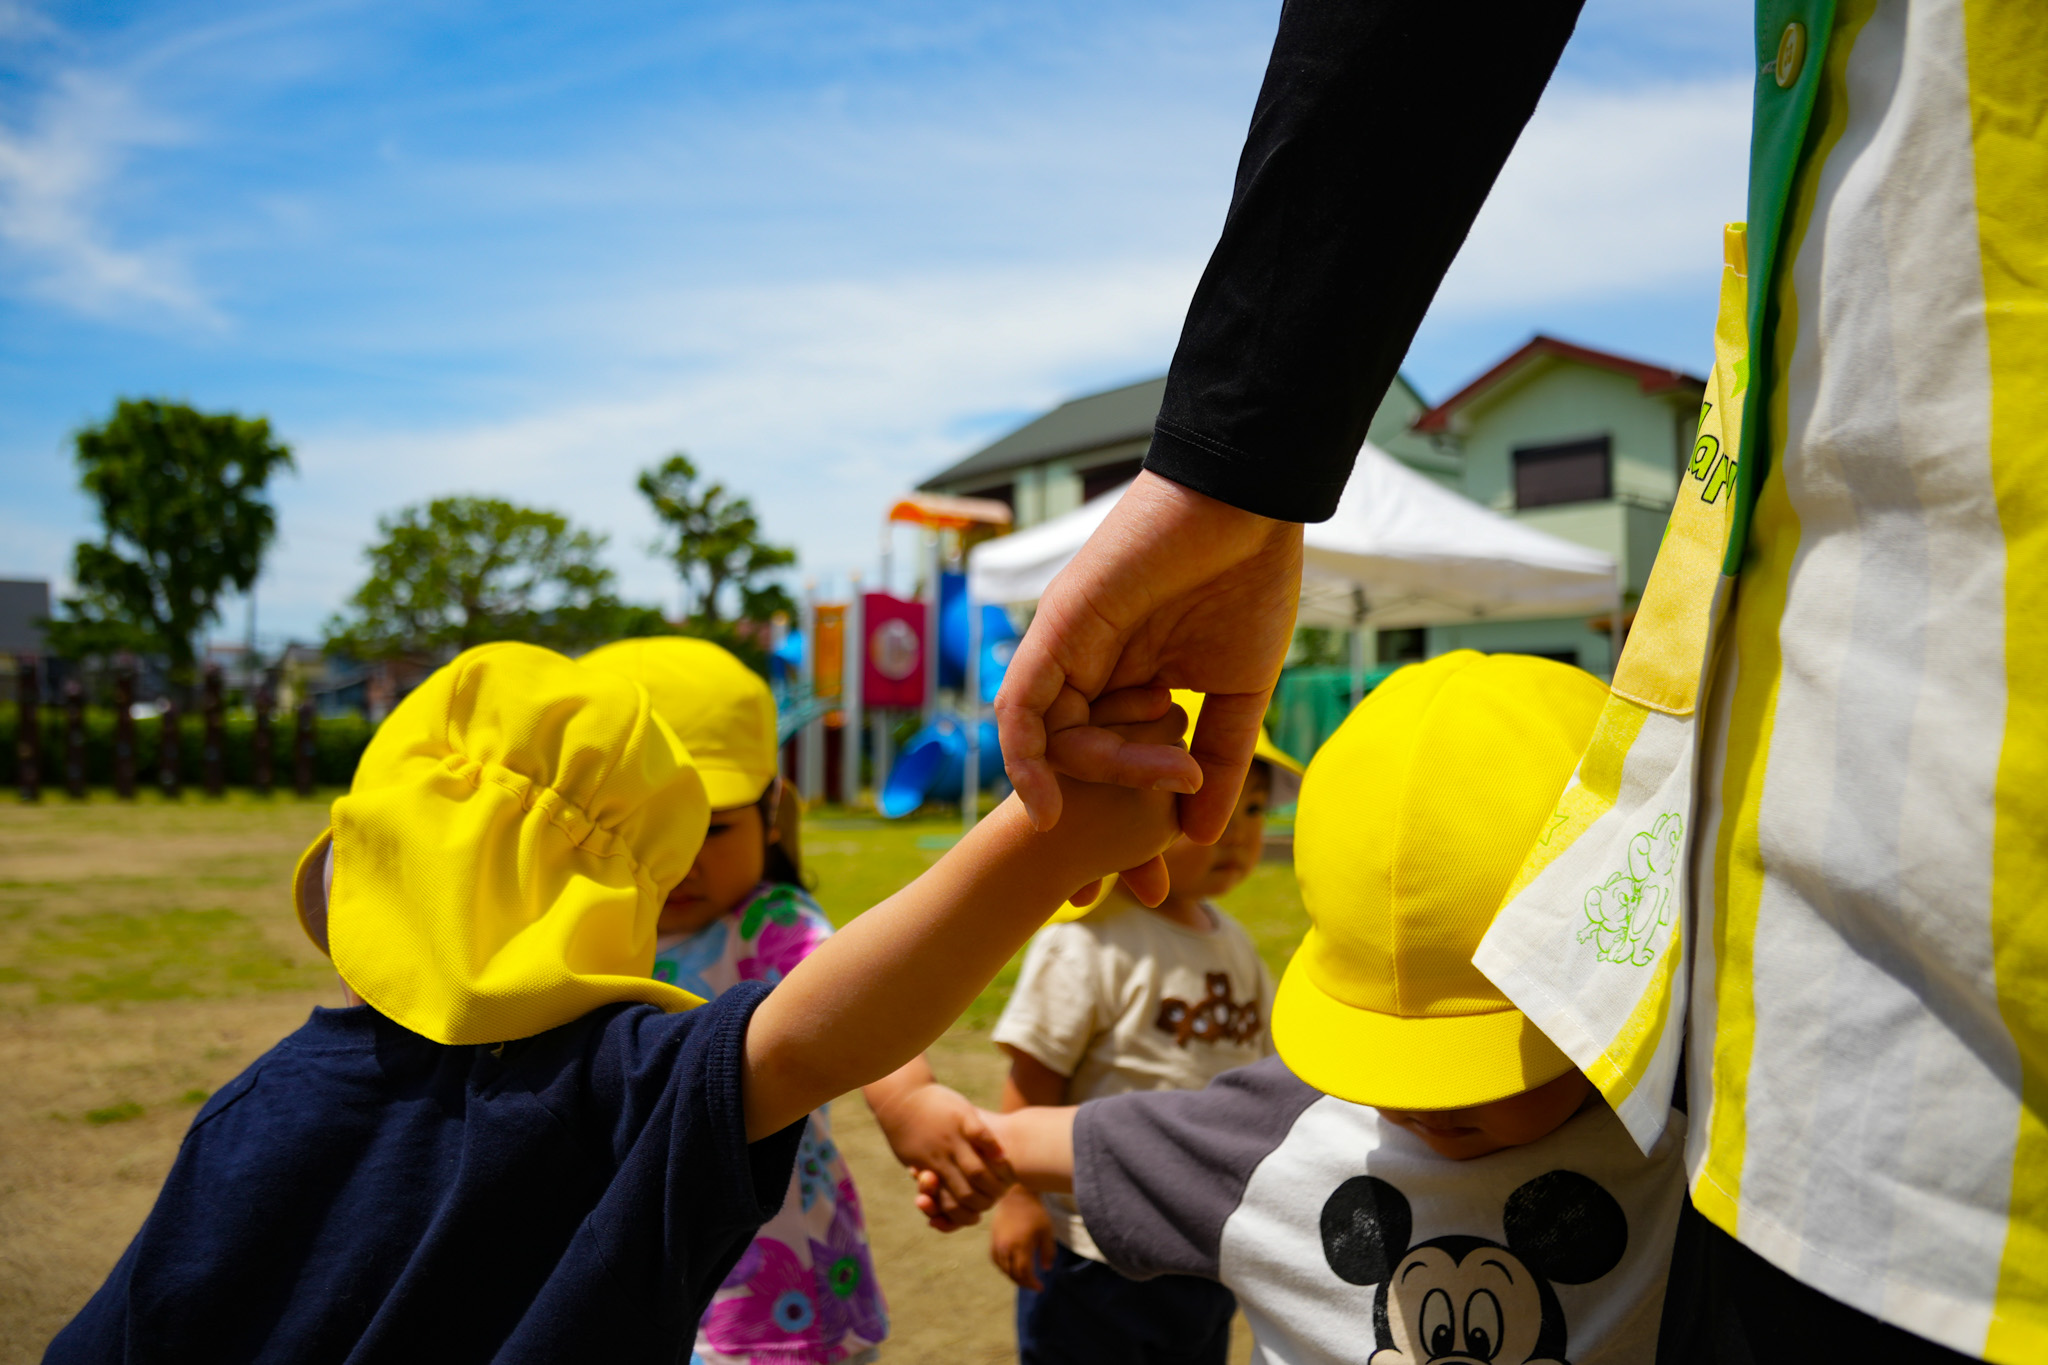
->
[0,795,1308,1364]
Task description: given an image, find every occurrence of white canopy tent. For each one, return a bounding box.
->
[956,440,1620,828]
[969,439,1618,621]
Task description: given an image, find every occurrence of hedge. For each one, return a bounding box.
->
[0,704,375,792]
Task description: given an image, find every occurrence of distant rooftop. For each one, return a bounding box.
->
[1414,335,1706,434]
[920,376,1166,491]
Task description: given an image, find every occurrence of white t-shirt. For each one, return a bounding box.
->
[994,901,1275,1260]
[1074,1058,1685,1364]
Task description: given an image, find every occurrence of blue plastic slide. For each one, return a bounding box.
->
[878,712,1004,818]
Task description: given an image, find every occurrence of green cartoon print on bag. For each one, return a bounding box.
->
[1579,813,1683,968]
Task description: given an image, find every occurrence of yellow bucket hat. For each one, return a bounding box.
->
[1049,689,1304,922]
[1271,651,1605,1110]
[290,641,712,1045]
[580,636,779,810]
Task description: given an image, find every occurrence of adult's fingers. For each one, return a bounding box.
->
[1117,855,1171,907]
[1178,689,1275,844]
[994,637,1082,831]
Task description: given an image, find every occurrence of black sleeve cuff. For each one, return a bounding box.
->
[1146,419,1351,524]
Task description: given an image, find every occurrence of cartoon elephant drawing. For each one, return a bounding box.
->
[1319,1170,1628,1365]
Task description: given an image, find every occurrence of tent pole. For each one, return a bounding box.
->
[842,576,863,810]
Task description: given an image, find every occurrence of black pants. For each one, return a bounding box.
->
[1015,1245,1235,1365]
[1657,1199,1981,1363]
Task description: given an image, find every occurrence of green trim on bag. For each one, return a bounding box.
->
[1728,0,1836,576]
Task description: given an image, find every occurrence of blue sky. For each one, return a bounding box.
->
[0,0,1753,644]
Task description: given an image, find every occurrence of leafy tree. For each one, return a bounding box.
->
[47,399,295,692]
[324,496,667,661]
[638,453,797,630]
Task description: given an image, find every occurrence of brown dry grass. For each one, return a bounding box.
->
[0,799,1258,1363]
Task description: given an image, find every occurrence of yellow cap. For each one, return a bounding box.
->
[580,636,779,809]
[1272,651,1605,1109]
[291,642,712,1045]
[1048,689,1304,922]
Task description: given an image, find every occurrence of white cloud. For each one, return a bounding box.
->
[259,251,1202,637]
[0,66,218,322]
[1432,77,1750,315]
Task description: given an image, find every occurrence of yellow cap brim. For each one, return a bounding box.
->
[700,763,773,811]
[1271,947,1573,1110]
[292,827,334,954]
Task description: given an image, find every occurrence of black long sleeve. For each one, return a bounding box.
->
[1144,0,1586,523]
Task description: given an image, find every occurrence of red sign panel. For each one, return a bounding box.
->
[862,592,926,709]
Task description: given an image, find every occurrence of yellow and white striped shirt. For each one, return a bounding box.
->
[1688,0,2048,1357]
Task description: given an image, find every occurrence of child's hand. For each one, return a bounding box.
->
[989,1186,1058,1291]
[913,1166,991,1232]
[1044,689,1188,906]
[869,1079,1014,1215]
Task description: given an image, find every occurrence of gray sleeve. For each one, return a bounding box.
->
[1072,1055,1321,1281]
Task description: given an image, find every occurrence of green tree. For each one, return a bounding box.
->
[324,496,667,661]
[47,399,296,692]
[638,453,797,631]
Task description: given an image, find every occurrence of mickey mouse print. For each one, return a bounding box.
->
[1067,1057,1688,1365]
[1321,1171,1628,1365]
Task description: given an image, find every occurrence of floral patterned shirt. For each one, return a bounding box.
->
[654,883,888,1365]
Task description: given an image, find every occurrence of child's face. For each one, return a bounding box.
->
[1158,764,1270,900]
[660,797,773,935]
[1374,1068,1594,1161]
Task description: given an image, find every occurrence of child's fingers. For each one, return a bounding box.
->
[1044,723,1201,795]
[961,1118,1017,1189]
[1085,686,1174,728]
[946,1139,1010,1206]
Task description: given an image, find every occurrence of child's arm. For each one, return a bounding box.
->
[987,1048,1070,1285]
[920,1105,1077,1224]
[863,1056,1012,1220]
[742,737,1180,1141]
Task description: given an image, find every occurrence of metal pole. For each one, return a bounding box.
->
[800,587,824,805]
[962,577,982,831]
[923,531,941,725]
[841,577,863,809]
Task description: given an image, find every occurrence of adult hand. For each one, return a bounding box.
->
[996,471,1303,843]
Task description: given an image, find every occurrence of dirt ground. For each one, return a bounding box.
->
[0,798,1254,1363]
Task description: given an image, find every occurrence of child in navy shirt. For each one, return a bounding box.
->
[46,642,1179,1364]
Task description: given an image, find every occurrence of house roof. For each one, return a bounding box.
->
[1412,335,1705,434]
[919,376,1166,491]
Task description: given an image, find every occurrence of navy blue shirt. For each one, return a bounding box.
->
[47,983,802,1364]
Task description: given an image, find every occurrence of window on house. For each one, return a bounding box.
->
[1377,628,1425,664]
[1080,457,1146,504]
[1513,436,1612,509]
[963,482,1014,512]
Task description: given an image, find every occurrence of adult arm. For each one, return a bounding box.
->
[1000,0,1586,838]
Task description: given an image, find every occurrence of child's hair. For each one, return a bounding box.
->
[762,777,807,889]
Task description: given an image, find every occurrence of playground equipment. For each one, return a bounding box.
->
[876,712,1004,819]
